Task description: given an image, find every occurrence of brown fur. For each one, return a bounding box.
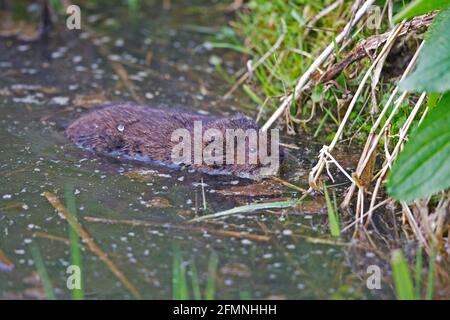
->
[66,102,273,178]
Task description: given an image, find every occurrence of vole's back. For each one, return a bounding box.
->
[65,102,270,179]
[66,102,216,160]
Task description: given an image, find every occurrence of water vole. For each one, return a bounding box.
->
[65,102,280,179]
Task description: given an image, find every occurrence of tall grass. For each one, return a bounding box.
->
[414,246,423,299]
[189,258,202,300]
[391,246,437,300]
[65,184,84,300]
[172,249,219,300]
[426,239,437,300]
[205,252,218,300]
[127,0,141,11]
[323,183,340,238]
[30,244,56,300]
[391,249,414,300]
[172,248,189,300]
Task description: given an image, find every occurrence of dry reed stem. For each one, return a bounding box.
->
[308,21,404,191]
[366,92,426,218]
[317,12,435,84]
[341,41,424,211]
[261,0,375,132]
[83,216,271,242]
[306,0,344,26]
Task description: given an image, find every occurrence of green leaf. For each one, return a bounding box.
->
[391,250,415,300]
[387,92,450,202]
[400,7,450,93]
[323,184,340,238]
[394,0,450,22]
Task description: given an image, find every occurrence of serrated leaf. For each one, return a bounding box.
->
[394,0,450,22]
[400,7,450,93]
[387,92,450,202]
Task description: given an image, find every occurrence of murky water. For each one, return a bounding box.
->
[0,0,392,299]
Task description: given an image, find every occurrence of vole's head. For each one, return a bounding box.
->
[200,115,281,180]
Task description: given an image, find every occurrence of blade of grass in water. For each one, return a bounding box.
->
[391,249,414,300]
[127,0,141,11]
[204,42,250,54]
[189,200,297,222]
[65,185,84,300]
[314,112,330,137]
[30,244,56,300]
[49,0,63,13]
[414,246,423,299]
[324,184,340,238]
[190,258,202,300]
[43,191,141,299]
[426,239,437,300]
[239,291,252,300]
[205,252,218,300]
[243,84,264,105]
[172,249,188,300]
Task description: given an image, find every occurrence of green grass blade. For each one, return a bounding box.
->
[127,0,141,11]
[172,249,188,300]
[394,0,450,22]
[204,252,218,300]
[239,291,252,300]
[65,185,84,300]
[189,200,296,222]
[30,244,56,300]
[391,249,415,300]
[243,84,264,105]
[426,240,437,300]
[190,258,202,300]
[414,246,423,299]
[323,184,340,238]
[49,0,63,13]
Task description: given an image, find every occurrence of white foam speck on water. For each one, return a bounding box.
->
[13,95,42,105]
[17,45,29,52]
[115,38,124,47]
[51,96,70,106]
[208,55,222,66]
[72,56,83,63]
[0,61,12,68]
[224,279,233,286]
[2,194,12,199]
[192,182,208,187]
